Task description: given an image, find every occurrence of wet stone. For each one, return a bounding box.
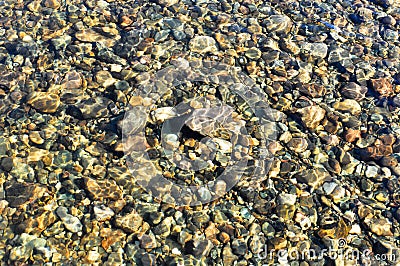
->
[62,71,82,90]
[189,36,218,54]
[231,238,247,256]
[27,92,60,113]
[0,157,13,172]
[93,205,115,221]
[185,239,213,257]
[296,168,330,189]
[56,206,83,233]
[245,47,261,59]
[84,177,122,201]
[341,82,368,101]
[370,78,394,97]
[156,0,179,7]
[44,0,60,9]
[222,245,238,266]
[115,210,143,234]
[77,97,112,119]
[301,42,328,59]
[333,99,362,115]
[297,105,326,130]
[287,138,308,153]
[5,182,36,207]
[75,28,120,47]
[29,131,44,145]
[367,218,393,236]
[298,83,326,98]
[263,15,293,34]
[95,70,116,88]
[51,35,72,51]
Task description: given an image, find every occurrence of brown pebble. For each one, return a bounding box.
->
[371,78,394,97]
[344,128,361,143]
[27,92,60,113]
[218,232,230,244]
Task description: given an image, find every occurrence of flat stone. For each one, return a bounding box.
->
[367,218,393,236]
[95,70,116,88]
[189,36,218,54]
[296,168,331,189]
[222,245,238,266]
[84,177,123,201]
[94,205,115,221]
[75,28,119,47]
[341,82,367,101]
[287,137,308,153]
[277,193,297,205]
[62,71,83,90]
[371,78,394,97]
[44,0,60,9]
[0,157,13,172]
[114,210,143,234]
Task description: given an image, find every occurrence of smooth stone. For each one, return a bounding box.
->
[365,165,379,178]
[245,47,261,59]
[0,157,13,172]
[231,238,247,256]
[264,15,293,34]
[27,92,60,113]
[44,0,60,9]
[322,182,338,195]
[93,205,115,221]
[56,206,83,233]
[156,0,179,6]
[95,70,116,88]
[340,82,367,101]
[302,42,328,59]
[287,138,308,153]
[370,78,394,97]
[333,99,361,115]
[297,105,326,130]
[367,218,393,236]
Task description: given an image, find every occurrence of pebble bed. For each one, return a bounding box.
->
[0,0,400,265]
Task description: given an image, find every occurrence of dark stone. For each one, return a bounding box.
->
[253,197,275,215]
[140,253,157,266]
[349,14,363,24]
[5,182,35,207]
[184,239,212,257]
[66,105,84,120]
[231,238,247,256]
[374,0,391,8]
[0,157,13,172]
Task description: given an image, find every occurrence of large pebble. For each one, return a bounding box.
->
[27,92,60,113]
[371,78,394,97]
[333,99,361,115]
[189,36,218,54]
[115,210,143,234]
[288,138,308,153]
[56,206,83,233]
[264,15,292,34]
[340,82,367,100]
[297,105,326,130]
